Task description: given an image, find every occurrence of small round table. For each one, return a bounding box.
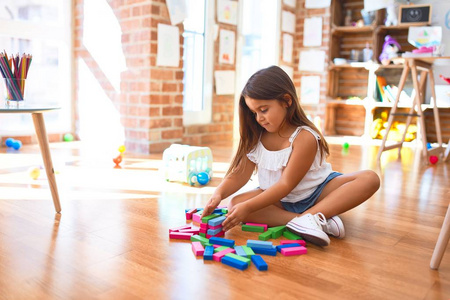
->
[0,105,62,213]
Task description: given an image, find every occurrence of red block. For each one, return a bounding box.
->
[169,225,191,233]
[200,223,209,230]
[280,246,307,256]
[179,228,200,234]
[186,208,198,220]
[191,241,205,256]
[280,239,306,246]
[169,232,194,240]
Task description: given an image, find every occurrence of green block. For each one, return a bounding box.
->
[242,224,265,232]
[268,225,286,239]
[283,230,303,240]
[258,231,272,241]
[199,232,206,238]
[221,208,228,214]
[214,246,229,253]
[190,234,209,246]
[201,213,220,223]
[225,253,251,266]
[242,245,255,258]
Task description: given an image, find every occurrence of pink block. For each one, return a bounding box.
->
[179,229,200,234]
[280,246,308,256]
[186,208,197,220]
[192,213,202,224]
[169,225,191,233]
[208,224,222,230]
[246,222,268,231]
[200,223,209,229]
[206,231,224,238]
[212,248,235,262]
[191,241,205,256]
[169,232,194,240]
[280,239,306,246]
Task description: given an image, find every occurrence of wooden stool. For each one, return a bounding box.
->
[430,203,450,269]
[377,57,449,162]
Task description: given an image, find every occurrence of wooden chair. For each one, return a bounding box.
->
[430,203,450,269]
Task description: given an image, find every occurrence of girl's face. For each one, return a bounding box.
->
[245,97,289,133]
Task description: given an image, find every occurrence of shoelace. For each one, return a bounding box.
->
[313,212,328,226]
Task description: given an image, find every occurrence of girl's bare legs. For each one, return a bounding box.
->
[303,170,380,219]
[228,170,380,225]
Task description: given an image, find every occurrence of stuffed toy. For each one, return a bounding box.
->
[379,35,401,65]
[385,4,398,26]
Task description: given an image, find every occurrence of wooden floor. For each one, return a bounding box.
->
[0,139,449,300]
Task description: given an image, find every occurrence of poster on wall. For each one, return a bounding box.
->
[283,33,293,63]
[299,50,325,72]
[300,76,321,104]
[219,29,235,64]
[305,0,331,9]
[282,10,296,33]
[166,0,187,25]
[156,23,180,67]
[217,0,238,25]
[215,70,235,95]
[304,17,322,47]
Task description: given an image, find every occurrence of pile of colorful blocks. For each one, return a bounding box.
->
[169,207,308,271]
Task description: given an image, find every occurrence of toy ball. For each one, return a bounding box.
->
[188,172,198,186]
[12,140,22,150]
[113,155,123,166]
[197,172,210,185]
[118,145,126,153]
[342,142,350,150]
[63,133,74,142]
[5,138,14,147]
[429,155,438,165]
[426,143,432,150]
[28,166,41,180]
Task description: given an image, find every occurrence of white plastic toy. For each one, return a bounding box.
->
[161,144,213,185]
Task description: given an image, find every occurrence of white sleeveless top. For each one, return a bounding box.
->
[247,126,333,203]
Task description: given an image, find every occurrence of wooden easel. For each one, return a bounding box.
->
[377,56,449,162]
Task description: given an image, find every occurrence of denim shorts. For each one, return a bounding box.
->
[281,172,342,214]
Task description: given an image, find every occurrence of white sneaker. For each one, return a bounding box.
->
[322,216,345,239]
[286,213,330,247]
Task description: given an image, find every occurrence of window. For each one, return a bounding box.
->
[182,0,214,125]
[0,1,71,135]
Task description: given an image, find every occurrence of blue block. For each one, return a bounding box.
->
[208,215,226,227]
[209,237,235,247]
[251,246,277,256]
[213,208,225,214]
[276,243,302,252]
[221,255,248,270]
[234,246,247,257]
[203,245,214,260]
[251,255,268,271]
[207,227,223,236]
[247,240,273,249]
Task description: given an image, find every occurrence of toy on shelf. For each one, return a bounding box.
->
[379,35,401,65]
[5,137,22,150]
[161,144,213,186]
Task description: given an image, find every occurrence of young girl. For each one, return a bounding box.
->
[202,66,380,246]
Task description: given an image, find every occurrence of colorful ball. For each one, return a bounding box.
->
[429,155,438,165]
[342,142,350,150]
[63,133,74,142]
[426,143,432,150]
[5,138,14,147]
[28,166,41,180]
[12,140,22,150]
[197,172,210,185]
[118,145,126,153]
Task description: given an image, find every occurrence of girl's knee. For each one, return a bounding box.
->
[361,170,380,192]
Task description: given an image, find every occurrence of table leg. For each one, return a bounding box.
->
[430,203,450,270]
[32,113,61,213]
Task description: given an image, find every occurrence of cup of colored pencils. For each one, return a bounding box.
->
[0,51,32,107]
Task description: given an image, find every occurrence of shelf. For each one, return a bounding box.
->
[330,62,377,70]
[326,98,366,106]
[376,24,424,32]
[331,25,375,34]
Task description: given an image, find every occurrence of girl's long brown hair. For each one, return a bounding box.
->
[227,65,329,176]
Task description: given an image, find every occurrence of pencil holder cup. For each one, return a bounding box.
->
[4,77,25,107]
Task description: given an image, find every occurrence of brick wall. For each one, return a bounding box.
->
[293,0,331,130]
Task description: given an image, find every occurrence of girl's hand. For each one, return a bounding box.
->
[222,202,250,232]
[202,195,221,218]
